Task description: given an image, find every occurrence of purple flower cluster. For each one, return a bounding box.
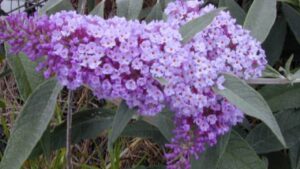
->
[0,0,267,168]
[163,1,267,168]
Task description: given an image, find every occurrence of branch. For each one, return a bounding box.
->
[66,90,74,169]
[246,78,300,85]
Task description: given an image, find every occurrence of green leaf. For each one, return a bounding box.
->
[191,133,231,169]
[292,69,300,79]
[154,77,168,86]
[30,108,113,158]
[214,74,286,148]
[40,0,74,15]
[108,101,135,147]
[143,109,174,141]
[0,79,62,169]
[246,109,300,154]
[282,3,300,44]
[278,0,299,6]
[285,55,294,75]
[244,0,277,42]
[145,2,163,22]
[90,0,105,17]
[219,0,246,24]
[6,50,44,101]
[180,8,224,44]
[87,0,96,12]
[0,66,11,79]
[192,132,267,169]
[262,17,287,66]
[259,84,300,111]
[289,142,300,169]
[0,44,5,63]
[121,120,167,145]
[160,0,173,10]
[116,0,144,19]
[217,131,267,169]
[139,7,152,19]
[0,99,5,109]
[262,65,284,78]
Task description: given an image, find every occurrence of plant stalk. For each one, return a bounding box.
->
[246,78,300,85]
[66,90,74,169]
[66,1,87,168]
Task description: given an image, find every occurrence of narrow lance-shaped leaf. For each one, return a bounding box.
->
[108,101,135,147]
[0,99,5,109]
[143,109,174,141]
[40,0,74,15]
[121,120,168,145]
[244,0,277,42]
[292,69,300,79]
[191,132,231,169]
[285,55,294,75]
[0,79,62,169]
[289,142,300,169]
[282,3,300,45]
[145,1,163,22]
[180,8,224,44]
[262,17,287,66]
[262,65,284,78]
[219,0,246,24]
[6,45,44,100]
[246,109,300,154]
[30,108,114,158]
[217,131,268,169]
[0,44,5,63]
[259,84,300,112]
[213,74,286,148]
[90,0,106,17]
[0,63,11,79]
[87,0,96,12]
[161,0,174,9]
[278,0,299,6]
[116,0,144,19]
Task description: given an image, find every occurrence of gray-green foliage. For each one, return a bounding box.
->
[282,3,300,44]
[290,143,300,169]
[191,133,231,169]
[30,108,114,158]
[90,0,106,17]
[244,0,277,42]
[143,109,174,141]
[180,8,224,43]
[6,48,44,100]
[3,0,300,168]
[192,132,267,169]
[214,74,286,148]
[219,0,246,24]
[217,132,268,169]
[108,101,135,148]
[246,109,300,154]
[259,84,300,111]
[116,0,144,19]
[145,1,163,22]
[40,0,74,14]
[0,79,62,169]
[262,17,287,66]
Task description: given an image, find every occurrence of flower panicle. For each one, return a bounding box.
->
[0,1,267,168]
